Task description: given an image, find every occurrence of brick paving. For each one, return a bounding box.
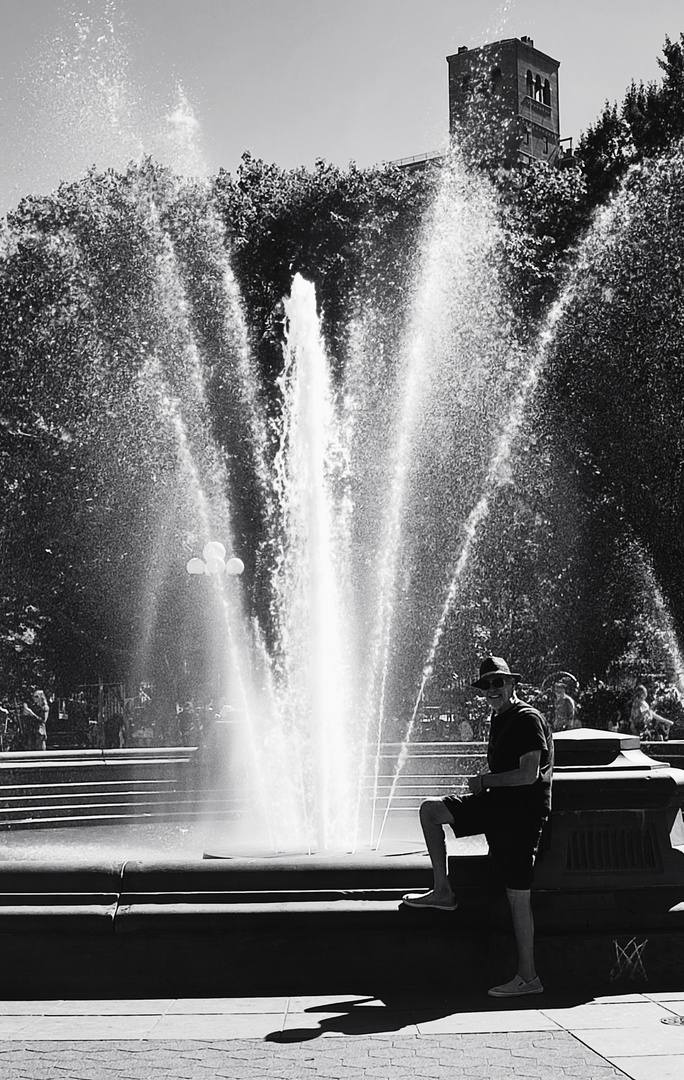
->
[0,1033,627,1080]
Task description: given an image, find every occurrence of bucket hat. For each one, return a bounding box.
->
[471,656,522,689]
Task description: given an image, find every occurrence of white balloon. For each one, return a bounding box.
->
[205,556,226,575]
[186,558,206,575]
[203,541,226,561]
[226,557,245,576]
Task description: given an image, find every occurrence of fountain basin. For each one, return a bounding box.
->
[3,730,684,995]
[2,849,684,996]
[535,729,684,889]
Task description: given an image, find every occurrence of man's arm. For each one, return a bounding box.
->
[653,712,674,728]
[469,750,541,794]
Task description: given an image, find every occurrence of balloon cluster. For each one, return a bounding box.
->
[186,542,244,577]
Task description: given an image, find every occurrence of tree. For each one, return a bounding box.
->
[211,153,432,383]
[578,34,684,206]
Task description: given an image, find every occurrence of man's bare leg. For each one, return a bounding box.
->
[505,887,537,982]
[487,887,543,995]
[403,798,457,908]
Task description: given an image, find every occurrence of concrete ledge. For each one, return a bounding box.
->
[0,860,124,890]
[0,861,123,933]
[0,903,118,931]
[123,853,453,891]
[2,857,684,938]
[0,924,492,998]
[1,856,684,994]
[115,899,408,933]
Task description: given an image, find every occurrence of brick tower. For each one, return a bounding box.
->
[446,36,561,165]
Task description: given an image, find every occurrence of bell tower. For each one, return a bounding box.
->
[446,36,561,165]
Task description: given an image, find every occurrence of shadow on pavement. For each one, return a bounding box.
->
[263,987,603,1042]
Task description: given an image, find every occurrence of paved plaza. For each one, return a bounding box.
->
[1,991,684,1079]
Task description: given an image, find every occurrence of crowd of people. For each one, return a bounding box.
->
[1,672,680,754]
[417,672,682,743]
[0,686,239,753]
[0,689,50,751]
[625,683,674,740]
[544,677,678,739]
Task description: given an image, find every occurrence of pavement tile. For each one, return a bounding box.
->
[0,1036,633,1080]
[13,1073,55,1080]
[47,999,174,1015]
[593,993,649,1004]
[560,1070,613,1079]
[646,998,684,1017]
[541,1000,673,1029]
[286,994,388,1012]
[167,997,288,1014]
[12,1015,158,1041]
[300,1073,366,1080]
[0,998,673,1080]
[0,1000,64,1015]
[395,1069,443,1080]
[370,1074,421,1080]
[301,1066,365,1079]
[573,1023,684,1057]
[281,1009,418,1037]
[147,1013,285,1039]
[611,1057,684,1080]
[457,1032,626,1075]
[413,1009,560,1034]
[365,1040,409,1055]
[0,1015,32,1037]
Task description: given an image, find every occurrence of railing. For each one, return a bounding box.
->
[365,741,487,815]
[386,150,444,169]
[4,739,681,844]
[0,745,241,829]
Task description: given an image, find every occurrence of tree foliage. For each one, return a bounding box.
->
[578,33,684,205]
[211,154,432,383]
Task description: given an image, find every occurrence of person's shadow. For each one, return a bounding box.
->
[265,994,418,1042]
[264,985,598,1042]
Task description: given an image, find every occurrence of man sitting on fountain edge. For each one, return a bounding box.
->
[403,656,553,998]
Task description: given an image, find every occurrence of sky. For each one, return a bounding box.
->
[0,0,683,216]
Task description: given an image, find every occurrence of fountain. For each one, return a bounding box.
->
[0,135,527,857]
[5,9,684,996]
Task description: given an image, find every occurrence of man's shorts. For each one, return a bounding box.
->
[442,792,547,891]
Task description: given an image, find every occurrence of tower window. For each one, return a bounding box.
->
[543,79,551,106]
[534,74,543,102]
[526,70,534,97]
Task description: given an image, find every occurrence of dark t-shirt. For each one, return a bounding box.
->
[487,699,553,815]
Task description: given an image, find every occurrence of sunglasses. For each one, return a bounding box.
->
[479,676,509,690]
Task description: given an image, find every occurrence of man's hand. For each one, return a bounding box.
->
[473,751,542,791]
